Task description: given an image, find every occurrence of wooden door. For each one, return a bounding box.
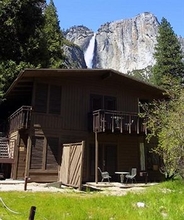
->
[59,141,85,189]
[99,144,117,177]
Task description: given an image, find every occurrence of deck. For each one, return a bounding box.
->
[92,109,146,134]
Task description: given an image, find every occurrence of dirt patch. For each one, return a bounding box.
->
[0,179,157,195]
[84,182,157,196]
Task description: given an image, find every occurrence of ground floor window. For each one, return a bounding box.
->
[89,143,117,176]
[30,136,59,170]
[139,143,145,170]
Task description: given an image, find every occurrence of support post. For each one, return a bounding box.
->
[28,206,36,220]
[24,176,28,191]
[95,132,98,184]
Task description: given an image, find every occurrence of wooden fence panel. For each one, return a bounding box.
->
[59,141,85,190]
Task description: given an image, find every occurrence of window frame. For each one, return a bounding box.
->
[90,94,117,111]
[30,136,59,171]
[34,83,62,115]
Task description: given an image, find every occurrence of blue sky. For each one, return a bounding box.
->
[49,0,184,37]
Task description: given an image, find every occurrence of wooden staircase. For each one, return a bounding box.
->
[0,138,14,163]
[0,139,9,158]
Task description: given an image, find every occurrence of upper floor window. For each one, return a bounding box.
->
[104,96,116,110]
[35,83,61,114]
[49,85,61,114]
[90,94,117,111]
[35,83,48,113]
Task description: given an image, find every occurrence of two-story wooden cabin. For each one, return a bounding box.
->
[0,69,164,186]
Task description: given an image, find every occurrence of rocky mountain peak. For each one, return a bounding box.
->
[93,12,160,72]
[64,12,184,73]
[64,25,94,51]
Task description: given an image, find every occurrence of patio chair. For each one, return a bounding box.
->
[125,168,137,183]
[98,167,111,182]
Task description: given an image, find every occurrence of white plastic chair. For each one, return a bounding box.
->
[125,168,137,183]
[98,167,111,182]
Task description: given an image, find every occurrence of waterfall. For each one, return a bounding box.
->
[84,33,96,68]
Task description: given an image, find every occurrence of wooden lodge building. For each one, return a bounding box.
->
[0,68,164,187]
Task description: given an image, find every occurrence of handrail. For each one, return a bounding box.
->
[93,109,138,115]
[92,109,146,134]
[9,106,32,132]
[9,106,32,120]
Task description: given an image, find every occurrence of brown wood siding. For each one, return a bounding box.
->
[32,114,63,131]
[117,135,140,171]
[16,136,27,179]
[32,76,158,133]
[30,137,44,169]
[46,137,59,170]
[59,77,153,131]
[17,148,26,179]
[29,171,58,182]
[27,134,60,182]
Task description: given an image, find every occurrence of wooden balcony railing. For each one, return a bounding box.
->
[92,109,147,134]
[9,106,32,132]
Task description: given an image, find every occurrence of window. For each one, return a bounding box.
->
[35,83,48,113]
[30,137,44,169]
[90,94,103,111]
[104,96,116,110]
[34,83,61,114]
[46,137,59,169]
[49,85,61,114]
[90,94,117,111]
[30,136,59,170]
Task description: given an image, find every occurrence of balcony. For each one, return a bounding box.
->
[9,106,32,132]
[92,109,146,134]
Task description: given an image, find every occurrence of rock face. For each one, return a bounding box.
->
[179,37,184,55]
[64,26,94,52]
[94,12,159,73]
[64,12,184,73]
[63,44,87,68]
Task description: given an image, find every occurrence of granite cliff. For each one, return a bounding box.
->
[64,12,184,73]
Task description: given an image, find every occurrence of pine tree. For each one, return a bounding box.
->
[43,0,65,68]
[0,0,48,66]
[152,18,184,86]
[0,0,48,99]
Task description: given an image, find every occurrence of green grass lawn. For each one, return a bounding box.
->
[0,180,184,220]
